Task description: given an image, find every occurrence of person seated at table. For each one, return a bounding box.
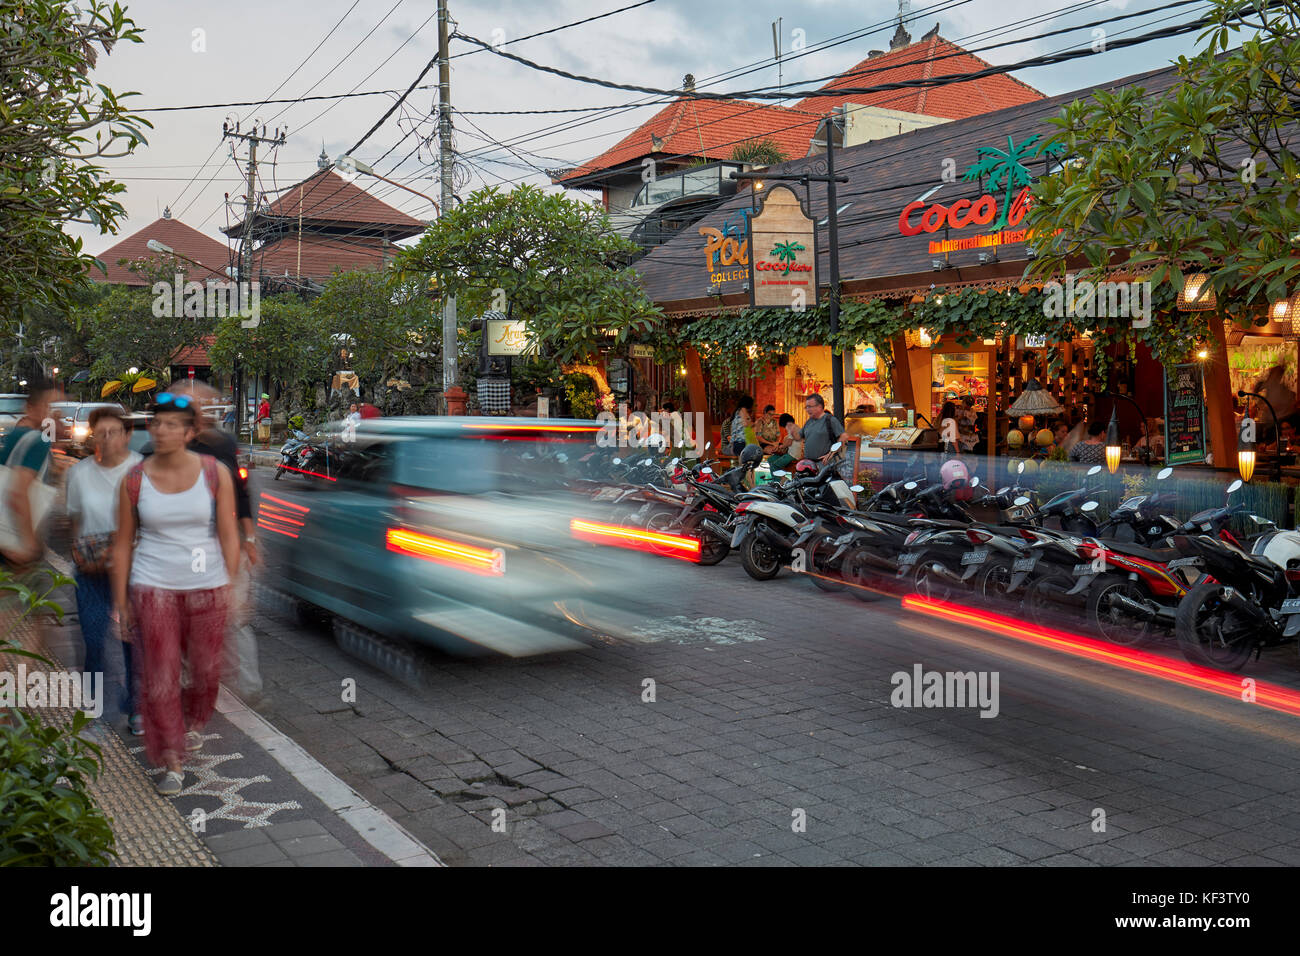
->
[1069,421,1108,464]
[1133,418,1165,461]
[767,414,802,471]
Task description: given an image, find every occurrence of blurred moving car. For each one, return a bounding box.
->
[49,401,79,444]
[260,417,698,657]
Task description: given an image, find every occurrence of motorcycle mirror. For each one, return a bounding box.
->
[670,458,680,466]
[1081,500,1099,512]
[1086,465,1102,477]
[1227,479,1242,494]
[997,487,1009,495]
[773,470,788,478]
[1016,460,1026,475]
[970,476,981,488]
[612,457,622,465]
[1013,496,1031,506]
[643,459,653,466]
[850,484,864,493]
[1157,467,1173,480]
[701,467,713,475]
[830,441,843,452]
[705,441,712,451]
[904,481,918,491]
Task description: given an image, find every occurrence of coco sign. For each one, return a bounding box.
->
[747,184,818,310]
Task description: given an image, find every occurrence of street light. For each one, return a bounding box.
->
[1105,407,1122,474]
[335,155,440,214]
[1239,388,1281,482]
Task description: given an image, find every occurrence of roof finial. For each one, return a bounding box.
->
[162,205,172,219]
[891,0,912,49]
[682,73,695,93]
[318,142,330,170]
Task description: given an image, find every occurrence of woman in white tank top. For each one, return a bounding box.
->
[110,393,240,795]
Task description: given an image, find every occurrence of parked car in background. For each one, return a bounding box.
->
[49,401,79,444]
[125,412,152,455]
[0,394,25,438]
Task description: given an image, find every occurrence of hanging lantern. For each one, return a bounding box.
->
[1238,416,1257,483]
[1018,414,1036,433]
[1177,273,1216,311]
[1269,296,1292,325]
[1105,408,1122,474]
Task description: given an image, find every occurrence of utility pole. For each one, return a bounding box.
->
[222,120,286,438]
[438,0,459,404]
[825,111,845,423]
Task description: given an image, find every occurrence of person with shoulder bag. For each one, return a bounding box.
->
[0,384,67,568]
[66,407,142,732]
[110,393,240,796]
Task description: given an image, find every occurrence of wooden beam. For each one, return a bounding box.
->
[684,346,711,444]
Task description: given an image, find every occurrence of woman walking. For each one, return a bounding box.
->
[66,407,142,731]
[111,393,240,795]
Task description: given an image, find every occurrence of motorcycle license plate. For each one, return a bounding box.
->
[1281,598,1300,615]
[961,550,988,566]
[1012,555,1038,573]
[898,551,919,565]
[1073,563,1095,576]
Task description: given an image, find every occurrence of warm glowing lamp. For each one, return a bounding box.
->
[1105,408,1122,474]
[1238,418,1256,483]
[1177,273,1216,311]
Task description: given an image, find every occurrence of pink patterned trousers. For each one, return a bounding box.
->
[130,585,229,768]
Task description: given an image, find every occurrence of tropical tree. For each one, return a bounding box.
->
[208,294,329,395]
[393,184,670,369]
[82,279,213,384]
[0,0,150,331]
[1024,0,1300,319]
[731,138,787,166]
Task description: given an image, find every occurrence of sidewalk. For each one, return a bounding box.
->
[9,559,443,868]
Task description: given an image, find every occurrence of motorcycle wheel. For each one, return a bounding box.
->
[1175,580,1256,671]
[974,559,1016,608]
[683,513,729,566]
[841,546,887,602]
[909,554,957,605]
[1087,577,1154,647]
[1024,571,1082,627]
[801,539,847,592]
[274,463,285,480]
[644,509,684,556]
[740,533,782,581]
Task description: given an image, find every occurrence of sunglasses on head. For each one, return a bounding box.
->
[156,393,193,410]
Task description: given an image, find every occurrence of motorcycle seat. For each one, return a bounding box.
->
[1102,540,1181,563]
[909,517,968,529]
[859,512,915,528]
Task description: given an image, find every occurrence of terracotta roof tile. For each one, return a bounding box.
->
[90,217,233,286]
[253,234,396,282]
[224,169,426,238]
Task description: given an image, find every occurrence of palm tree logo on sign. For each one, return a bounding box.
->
[770,240,806,275]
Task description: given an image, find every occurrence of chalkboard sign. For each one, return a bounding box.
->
[1164,363,1207,465]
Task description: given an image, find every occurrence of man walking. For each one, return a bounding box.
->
[800,393,844,463]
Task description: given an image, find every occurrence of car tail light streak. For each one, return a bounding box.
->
[569,518,701,561]
[258,493,309,538]
[386,528,505,576]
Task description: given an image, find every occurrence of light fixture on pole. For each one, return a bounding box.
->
[1105,407,1122,474]
[336,155,440,213]
[1237,416,1256,483]
[1238,388,1281,482]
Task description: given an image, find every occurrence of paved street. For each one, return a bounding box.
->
[247,474,1300,866]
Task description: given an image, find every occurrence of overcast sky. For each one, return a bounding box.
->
[68,0,1219,258]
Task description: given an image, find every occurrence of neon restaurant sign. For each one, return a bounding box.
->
[898,135,1062,254]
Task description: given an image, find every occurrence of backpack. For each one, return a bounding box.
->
[124,454,220,535]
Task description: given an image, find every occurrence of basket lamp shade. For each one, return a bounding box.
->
[1105,408,1122,474]
[1006,378,1064,419]
[1238,416,1256,483]
[1177,273,1216,311]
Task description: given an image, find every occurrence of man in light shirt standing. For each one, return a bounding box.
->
[66,407,143,731]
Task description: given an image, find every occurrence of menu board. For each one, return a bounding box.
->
[1164,363,1207,465]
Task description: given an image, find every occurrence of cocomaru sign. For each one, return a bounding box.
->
[746,184,818,310]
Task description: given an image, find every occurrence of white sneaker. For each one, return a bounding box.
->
[185,731,203,752]
[157,770,184,796]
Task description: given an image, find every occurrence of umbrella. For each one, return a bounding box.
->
[101,381,121,398]
[132,377,157,393]
[1006,378,1064,418]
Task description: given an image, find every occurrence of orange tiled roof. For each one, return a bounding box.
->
[794,35,1044,120]
[560,34,1044,185]
[224,169,426,238]
[254,234,396,282]
[556,98,821,184]
[91,216,233,286]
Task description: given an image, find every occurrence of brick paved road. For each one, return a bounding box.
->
[248,483,1300,865]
